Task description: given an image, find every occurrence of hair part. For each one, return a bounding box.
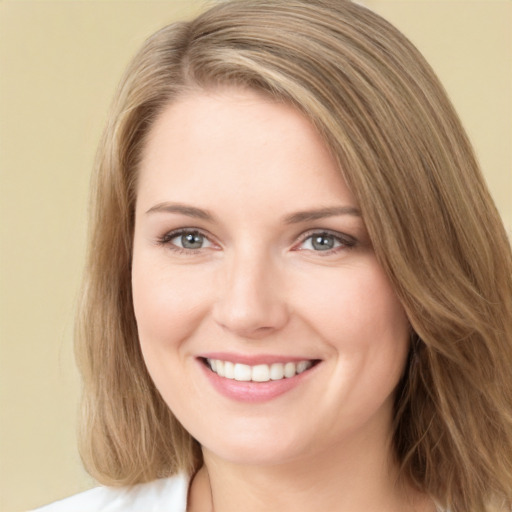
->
[75,1,512,510]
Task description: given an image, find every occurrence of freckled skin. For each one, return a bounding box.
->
[131,88,410,468]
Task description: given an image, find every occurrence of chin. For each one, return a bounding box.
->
[198,422,319,467]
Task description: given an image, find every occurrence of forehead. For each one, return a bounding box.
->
[141,88,324,166]
[136,87,357,215]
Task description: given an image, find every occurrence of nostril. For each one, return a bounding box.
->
[213,298,290,339]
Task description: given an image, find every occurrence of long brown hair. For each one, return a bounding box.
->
[76,1,512,510]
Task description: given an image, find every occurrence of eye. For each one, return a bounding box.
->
[297,231,356,253]
[174,231,209,249]
[158,229,214,252]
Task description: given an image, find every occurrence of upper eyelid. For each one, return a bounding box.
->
[157,228,219,251]
[294,228,356,244]
[163,227,214,240]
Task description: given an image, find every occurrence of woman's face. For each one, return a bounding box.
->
[132,88,410,466]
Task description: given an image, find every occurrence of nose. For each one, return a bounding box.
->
[212,249,290,339]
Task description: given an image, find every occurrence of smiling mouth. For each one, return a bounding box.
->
[202,358,320,383]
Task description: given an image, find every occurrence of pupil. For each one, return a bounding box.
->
[312,234,334,251]
[181,232,203,249]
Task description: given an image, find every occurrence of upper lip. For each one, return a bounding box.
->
[198,352,320,366]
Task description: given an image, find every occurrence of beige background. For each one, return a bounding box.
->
[0,1,510,511]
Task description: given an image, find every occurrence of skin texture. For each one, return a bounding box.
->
[132,88,428,511]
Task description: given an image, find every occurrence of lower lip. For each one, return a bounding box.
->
[199,360,319,403]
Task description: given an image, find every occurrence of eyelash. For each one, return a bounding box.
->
[156,228,357,256]
[156,229,215,256]
[295,229,357,255]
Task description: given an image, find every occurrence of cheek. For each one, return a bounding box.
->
[131,255,214,413]
[291,260,410,360]
[290,262,410,428]
[131,255,212,354]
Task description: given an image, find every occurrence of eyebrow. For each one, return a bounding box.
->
[145,202,216,221]
[283,206,361,224]
[145,202,361,223]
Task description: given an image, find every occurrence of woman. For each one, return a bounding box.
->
[34,0,512,511]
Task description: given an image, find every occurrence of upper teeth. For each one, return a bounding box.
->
[206,359,313,382]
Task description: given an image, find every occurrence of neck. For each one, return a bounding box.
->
[188,433,434,512]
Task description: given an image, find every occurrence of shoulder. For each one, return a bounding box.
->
[30,473,190,512]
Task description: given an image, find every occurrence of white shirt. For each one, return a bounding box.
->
[31,473,189,512]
